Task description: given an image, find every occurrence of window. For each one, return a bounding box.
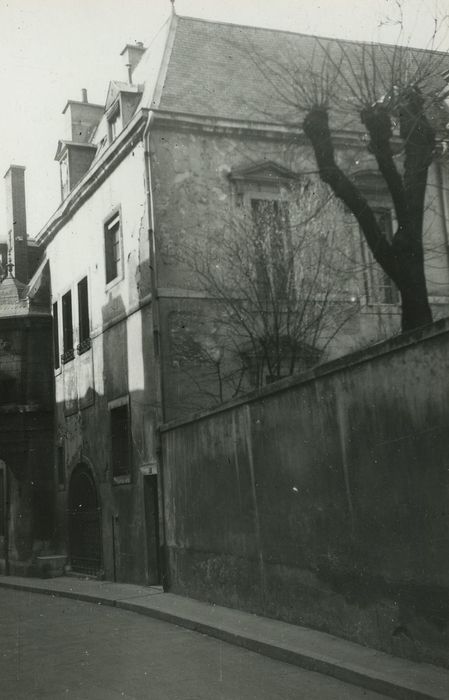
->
[104,213,122,284]
[0,470,4,537]
[251,198,291,298]
[57,445,65,487]
[110,402,131,482]
[107,102,121,143]
[77,277,91,354]
[360,210,399,304]
[61,291,74,363]
[53,302,60,369]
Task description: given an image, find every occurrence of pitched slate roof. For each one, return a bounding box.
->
[156,16,449,130]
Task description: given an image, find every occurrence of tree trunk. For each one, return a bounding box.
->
[397,262,432,332]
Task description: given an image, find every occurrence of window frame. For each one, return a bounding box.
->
[359,208,399,306]
[0,467,5,538]
[56,443,65,490]
[77,275,91,354]
[107,100,121,143]
[103,206,123,287]
[61,289,74,364]
[53,301,60,370]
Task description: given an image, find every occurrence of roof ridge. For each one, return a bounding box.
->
[175,13,449,56]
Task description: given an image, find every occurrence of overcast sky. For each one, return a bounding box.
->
[0,0,447,241]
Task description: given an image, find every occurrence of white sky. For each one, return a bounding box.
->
[0,0,448,241]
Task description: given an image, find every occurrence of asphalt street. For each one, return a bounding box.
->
[0,588,391,699]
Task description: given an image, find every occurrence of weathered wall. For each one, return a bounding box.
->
[161,318,449,667]
[150,125,449,419]
[0,316,54,575]
[47,145,162,585]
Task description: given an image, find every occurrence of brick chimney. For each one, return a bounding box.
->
[4,165,28,283]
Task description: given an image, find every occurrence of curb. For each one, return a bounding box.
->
[1,578,447,700]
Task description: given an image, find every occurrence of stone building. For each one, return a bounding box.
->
[11,13,449,584]
[0,166,53,576]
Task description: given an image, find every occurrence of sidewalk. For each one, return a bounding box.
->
[0,575,447,700]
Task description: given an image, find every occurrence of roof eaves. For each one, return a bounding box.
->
[35,108,149,248]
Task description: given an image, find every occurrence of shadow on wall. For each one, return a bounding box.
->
[53,285,161,587]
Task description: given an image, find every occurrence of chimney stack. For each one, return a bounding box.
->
[4,165,28,283]
[120,42,146,84]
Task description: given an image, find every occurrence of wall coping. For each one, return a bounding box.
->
[160,316,449,433]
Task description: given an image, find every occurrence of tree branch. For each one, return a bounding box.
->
[303,106,397,280]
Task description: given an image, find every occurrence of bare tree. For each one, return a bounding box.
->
[172,178,359,405]
[247,14,449,331]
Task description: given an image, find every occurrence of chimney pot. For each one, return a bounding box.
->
[81,88,88,103]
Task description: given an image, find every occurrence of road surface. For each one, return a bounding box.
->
[0,588,390,699]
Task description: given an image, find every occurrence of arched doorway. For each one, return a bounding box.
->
[68,464,102,576]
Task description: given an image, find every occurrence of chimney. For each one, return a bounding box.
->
[4,165,28,283]
[120,42,146,83]
[63,90,104,143]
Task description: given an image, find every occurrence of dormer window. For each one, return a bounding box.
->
[107,101,121,143]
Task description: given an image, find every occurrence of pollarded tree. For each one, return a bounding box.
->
[174,177,359,403]
[250,18,449,331]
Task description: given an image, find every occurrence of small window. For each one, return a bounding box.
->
[77,277,91,354]
[110,403,131,482]
[108,102,121,143]
[104,213,122,284]
[0,470,4,537]
[0,378,16,404]
[61,291,74,363]
[57,445,65,487]
[53,301,60,369]
[360,210,399,304]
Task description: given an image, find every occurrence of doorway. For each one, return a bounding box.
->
[68,464,102,576]
[144,474,161,585]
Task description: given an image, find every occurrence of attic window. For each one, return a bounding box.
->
[108,101,121,142]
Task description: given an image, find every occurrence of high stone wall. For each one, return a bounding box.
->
[161,317,449,667]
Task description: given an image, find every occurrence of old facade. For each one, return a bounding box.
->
[4,13,449,584]
[0,167,53,576]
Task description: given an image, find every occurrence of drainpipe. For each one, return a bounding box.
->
[142,110,169,589]
[142,111,165,422]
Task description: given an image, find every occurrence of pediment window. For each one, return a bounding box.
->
[228,161,299,195]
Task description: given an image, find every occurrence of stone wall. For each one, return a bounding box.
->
[0,316,54,575]
[150,124,449,419]
[161,318,449,667]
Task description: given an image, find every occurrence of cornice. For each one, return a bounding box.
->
[150,108,376,147]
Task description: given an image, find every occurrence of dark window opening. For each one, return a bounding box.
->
[0,378,16,404]
[251,198,291,298]
[0,470,5,538]
[360,210,399,304]
[77,277,91,354]
[110,403,131,481]
[61,291,74,363]
[53,301,60,369]
[104,213,121,284]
